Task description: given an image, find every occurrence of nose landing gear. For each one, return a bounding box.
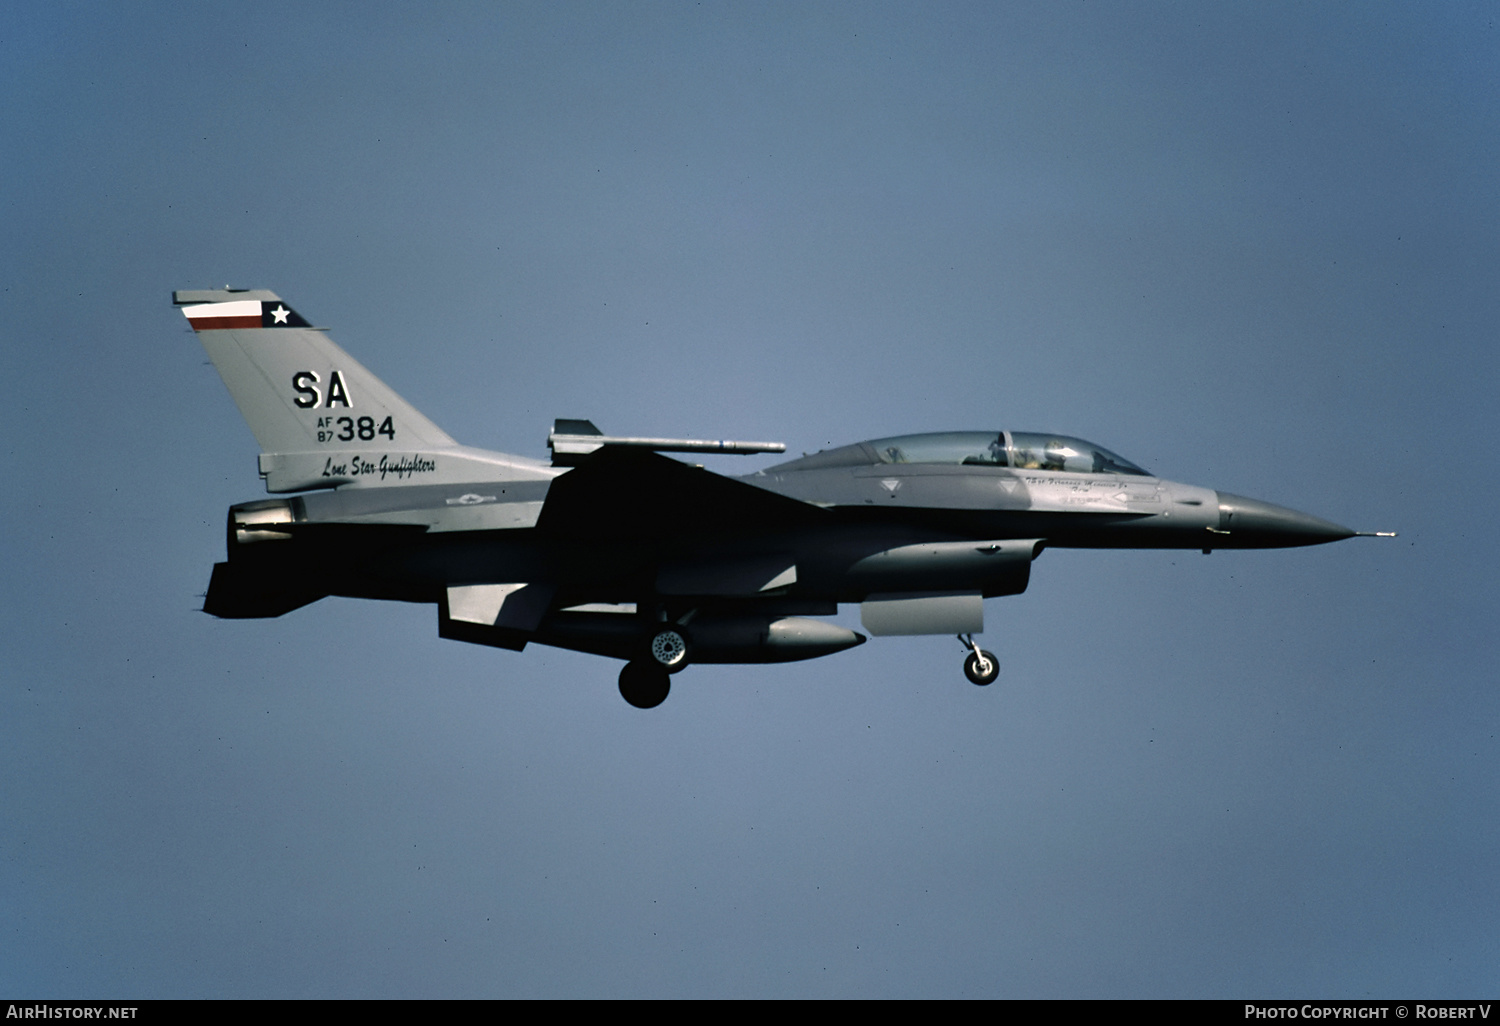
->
[958,634,999,686]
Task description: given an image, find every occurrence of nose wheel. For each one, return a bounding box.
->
[958,634,999,686]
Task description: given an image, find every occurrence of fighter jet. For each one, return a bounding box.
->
[178,289,1392,708]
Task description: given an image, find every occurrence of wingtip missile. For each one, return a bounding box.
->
[548,418,785,465]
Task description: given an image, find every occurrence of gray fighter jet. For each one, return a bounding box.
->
[179,289,1392,708]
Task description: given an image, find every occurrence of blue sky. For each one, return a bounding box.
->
[2,1,1496,997]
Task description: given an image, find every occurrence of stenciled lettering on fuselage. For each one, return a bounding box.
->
[292,370,353,409]
[290,370,399,443]
[314,415,395,444]
[320,454,437,482]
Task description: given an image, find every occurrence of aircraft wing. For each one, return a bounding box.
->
[537,447,826,541]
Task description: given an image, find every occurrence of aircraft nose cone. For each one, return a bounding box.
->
[1214,492,1355,548]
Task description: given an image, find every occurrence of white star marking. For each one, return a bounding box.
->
[271,305,290,324]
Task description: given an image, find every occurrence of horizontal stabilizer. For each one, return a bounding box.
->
[203,561,326,618]
[445,582,555,630]
[437,584,557,652]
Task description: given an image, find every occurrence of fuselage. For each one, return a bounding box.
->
[741,431,1354,551]
[216,429,1354,628]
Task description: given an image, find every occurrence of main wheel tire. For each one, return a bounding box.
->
[619,661,671,709]
[648,628,690,672]
[964,650,1000,686]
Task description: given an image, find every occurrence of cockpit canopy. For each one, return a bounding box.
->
[771,431,1151,476]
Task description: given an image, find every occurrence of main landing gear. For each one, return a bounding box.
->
[619,661,671,709]
[958,634,999,686]
[619,628,691,709]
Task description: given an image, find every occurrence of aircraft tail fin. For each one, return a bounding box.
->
[175,289,457,456]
